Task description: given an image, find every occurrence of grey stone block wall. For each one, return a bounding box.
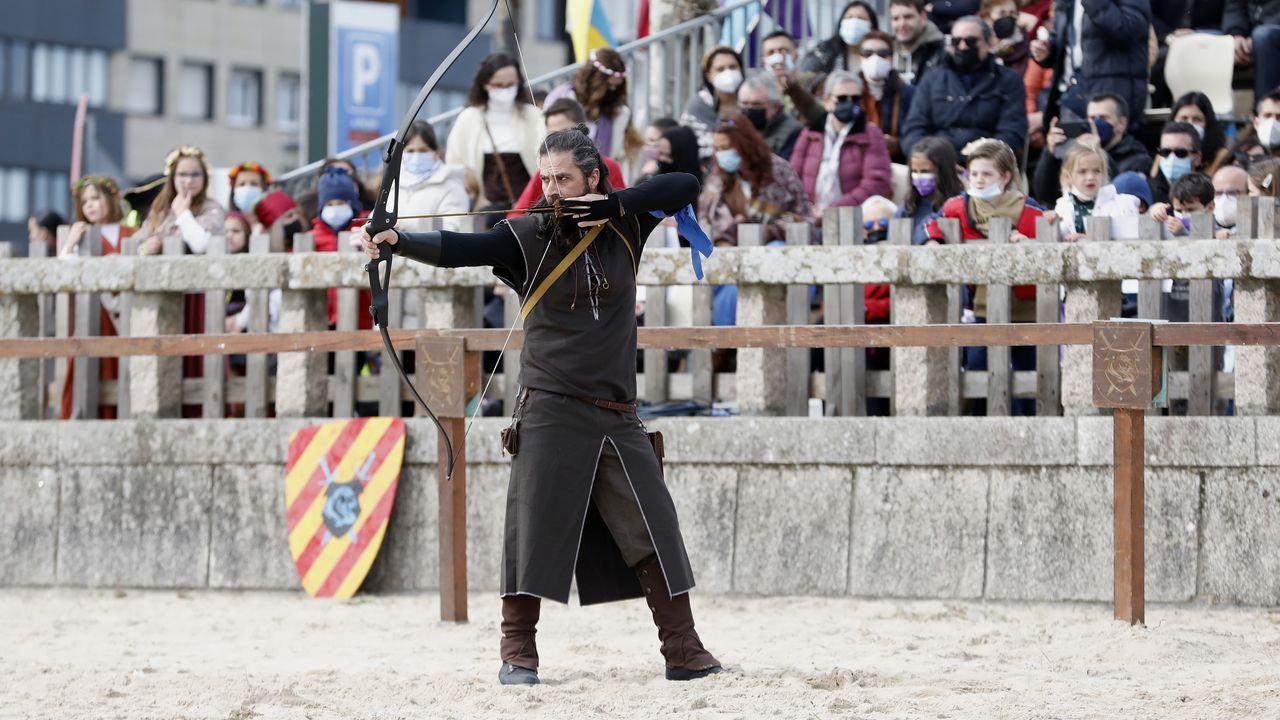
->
[4,416,1280,606]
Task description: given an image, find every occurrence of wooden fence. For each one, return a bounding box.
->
[1,198,1277,421]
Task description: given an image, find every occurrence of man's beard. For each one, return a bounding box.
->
[535,198,583,252]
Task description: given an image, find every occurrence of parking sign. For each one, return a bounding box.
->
[330,1,399,154]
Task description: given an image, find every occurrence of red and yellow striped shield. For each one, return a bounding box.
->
[285,417,406,598]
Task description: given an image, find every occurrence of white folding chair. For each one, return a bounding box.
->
[1164,33,1236,118]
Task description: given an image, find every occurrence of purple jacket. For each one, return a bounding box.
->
[789,122,893,209]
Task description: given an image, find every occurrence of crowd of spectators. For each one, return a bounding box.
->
[26,0,1280,417]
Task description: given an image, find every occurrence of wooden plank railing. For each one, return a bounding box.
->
[0,197,1277,421]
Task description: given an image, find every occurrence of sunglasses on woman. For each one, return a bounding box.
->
[859,47,893,58]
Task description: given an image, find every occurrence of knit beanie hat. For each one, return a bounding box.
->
[318,167,362,214]
[254,190,298,227]
[1111,171,1153,208]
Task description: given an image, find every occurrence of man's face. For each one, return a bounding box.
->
[539,151,596,201]
[1256,99,1280,124]
[823,80,861,114]
[1085,99,1126,146]
[762,35,795,61]
[1213,167,1249,197]
[891,4,924,43]
[737,84,774,119]
[545,113,576,134]
[1160,131,1201,169]
[950,20,989,62]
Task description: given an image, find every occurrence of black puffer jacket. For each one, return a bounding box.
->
[1037,0,1152,126]
[1223,0,1280,35]
[901,54,1028,156]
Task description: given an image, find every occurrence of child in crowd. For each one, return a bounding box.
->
[896,135,963,244]
[1162,173,1216,237]
[1053,142,1109,242]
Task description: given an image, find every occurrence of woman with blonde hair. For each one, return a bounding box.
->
[1053,141,1110,241]
[544,48,643,163]
[136,146,226,255]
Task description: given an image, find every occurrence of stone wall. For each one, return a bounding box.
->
[4,416,1278,605]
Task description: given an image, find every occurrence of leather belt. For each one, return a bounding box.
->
[573,395,638,414]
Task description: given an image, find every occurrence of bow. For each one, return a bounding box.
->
[364,0,503,482]
[364,0,561,483]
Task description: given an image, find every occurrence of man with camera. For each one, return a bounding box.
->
[1032,92,1154,202]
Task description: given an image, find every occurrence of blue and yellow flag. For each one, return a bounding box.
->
[567,0,617,62]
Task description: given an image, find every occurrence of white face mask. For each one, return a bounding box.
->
[764,52,795,72]
[861,54,892,81]
[711,68,743,94]
[1190,122,1206,139]
[487,85,518,108]
[320,203,354,230]
[1214,193,1238,228]
[1258,117,1279,150]
[233,185,263,213]
[840,17,872,46]
[970,182,1004,201]
[402,151,437,178]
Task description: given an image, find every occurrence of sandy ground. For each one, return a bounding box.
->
[3,590,1280,720]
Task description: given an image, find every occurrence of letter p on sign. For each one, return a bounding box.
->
[351,42,380,105]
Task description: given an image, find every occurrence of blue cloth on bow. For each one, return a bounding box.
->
[650,204,713,280]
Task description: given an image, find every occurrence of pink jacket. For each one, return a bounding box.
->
[789,122,892,209]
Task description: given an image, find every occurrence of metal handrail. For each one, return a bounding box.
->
[276,0,766,186]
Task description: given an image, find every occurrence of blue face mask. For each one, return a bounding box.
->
[1090,117,1115,147]
[970,182,1005,201]
[402,151,438,177]
[715,148,742,174]
[1160,154,1192,183]
[233,185,263,213]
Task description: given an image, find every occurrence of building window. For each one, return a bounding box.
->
[9,41,29,101]
[278,0,302,8]
[178,61,214,120]
[31,170,70,220]
[276,71,300,131]
[87,50,108,107]
[228,67,262,127]
[0,168,32,223]
[126,56,163,115]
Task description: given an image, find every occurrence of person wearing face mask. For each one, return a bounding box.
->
[446,52,544,213]
[980,0,1031,73]
[679,46,746,159]
[312,167,371,328]
[790,71,894,218]
[253,190,307,251]
[1029,0,1151,130]
[542,48,644,163]
[1172,92,1231,175]
[1211,165,1249,238]
[760,30,829,128]
[226,161,271,235]
[926,139,1044,414]
[800,1,881,74]
[736,73,804,160]
[1146,122,1203,211]
[697,112,812,246]
[636,117,679,183]
[896,135,965,243]
[901,16,1027,158]
[856,31,915,162]
[394,120,469,233]
[1250,89,1280,160]
[1032,93,1152,204]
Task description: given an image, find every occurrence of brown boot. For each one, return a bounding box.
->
[499,594,540,684]
[634,558,722,680]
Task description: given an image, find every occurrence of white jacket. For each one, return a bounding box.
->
[395,163,470,233]
[445,104,544,208]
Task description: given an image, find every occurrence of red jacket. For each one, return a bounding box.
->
[311,212,373,329]
[507,155,627,218]
[788,122,892,209]
[925,193,1042,305]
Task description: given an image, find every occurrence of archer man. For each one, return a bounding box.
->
[361,124,721,686]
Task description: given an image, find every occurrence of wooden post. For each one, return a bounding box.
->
[641,284,669,404]
[985,218,1013,416]
[1092,321,1161,625]
[1187,213,1215,415]
[244,233,271,418]
[202,233,227,418]
[822,207,863,416]
[784,222,812,416]
[939,218,963,415]
[333,231,360,417]
[416,335,469,623]
[276,233,328,417]
[1033,217,1061,415]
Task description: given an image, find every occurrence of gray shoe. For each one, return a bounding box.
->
[498,662,539,685]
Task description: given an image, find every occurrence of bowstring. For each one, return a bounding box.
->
[450,0,568,472]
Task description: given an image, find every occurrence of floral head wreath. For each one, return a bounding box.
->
[589,49,626,78]
[72,175,120,197]
[228,161,272,185]
[163,146,207,176]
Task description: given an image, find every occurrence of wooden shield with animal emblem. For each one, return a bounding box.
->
[285,417,406,598]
